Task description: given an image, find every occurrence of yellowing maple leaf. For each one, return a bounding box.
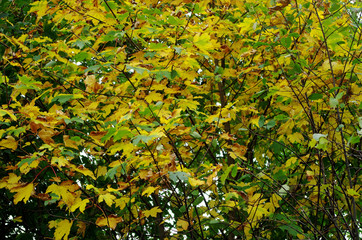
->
[69,198,89,213]
[13,216,22,222]
[98,193,116,207]
[142,186,160,197]
[285,157,298,168]
[46,183,77,206]
[346,188,360,198]
[63,135,79,149]
[38,128,56,144]
[12,182,34,204]
[96,215,122,230]
[0,109,17,121]
[288,132,304,143]
[8,173,21,184]
[69,164,96,180]
[49,219,73,240]
[115,196,131,210]
[143,206,162,217]
[193,33,219,54]
[176,219,189,231]
[189,177,205,187]
[51,156,69,169]
[145,92,163,103]
[96,166,108,178]
[0,136,18,150]
[84,75,103,93]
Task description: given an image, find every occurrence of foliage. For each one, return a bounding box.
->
[0,0,361,239]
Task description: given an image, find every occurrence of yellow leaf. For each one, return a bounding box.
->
[178,99,199,111]
[13,216,23,222]
[12,183,34,204]
[8,173,21,184]
[285,157,297,168]
[142,186,160,197]
[176,219,189,231]
[143,206,162,217]
[86,184,100,193]
[238,17,256,34]
[145,92,163,103]
[288,132,304,143]
[84,75,102,93]
[98,193,116,207]
[96,166,108,178]
[69,198,89,213]
[193,33,219,53]
[0,136,18,150]
[0,109,17,121]
[49,219,73,240]
[96,215,122,230]
[51,156,69,168]
[347,188,360,198]
[247,205,269,226]
[206,171,217,186]
[189,177,205,187]
[69,164,96,180]
[114,196,130,210]
[29,0,49,22]
[46,182,77,206]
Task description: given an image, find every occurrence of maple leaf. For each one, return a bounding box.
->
[12,182,34,204]
[69,198,89,213]
[49,219,73,240]
[98,193,116,207]
[142,186,160,197]
[46,183,77,206]
[69,164,96,180]
[143,206,162,217]
[1,0,361,239]
[96,215,122,230]
[177,219,189,231]
[189,177,205,187]
[0,109,17,121]
[0,136,18,150]
[38,128,56,144]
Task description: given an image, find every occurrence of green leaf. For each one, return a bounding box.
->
[114,130,133,141]
[51,94,78,104]
[231,164,238,178]
[258,115,265,127]
[281,36,292,48]
[279,224,302,236]
[309,93,323,100]
[193,196,203,206]
[190,131,202,139]
[169,171,190,182]
[220,165,233,185]
[18,156,37,167]
[265,119,276,129]
[105,165,120,179]
[348,135,360,144]
[101,128,117,142]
